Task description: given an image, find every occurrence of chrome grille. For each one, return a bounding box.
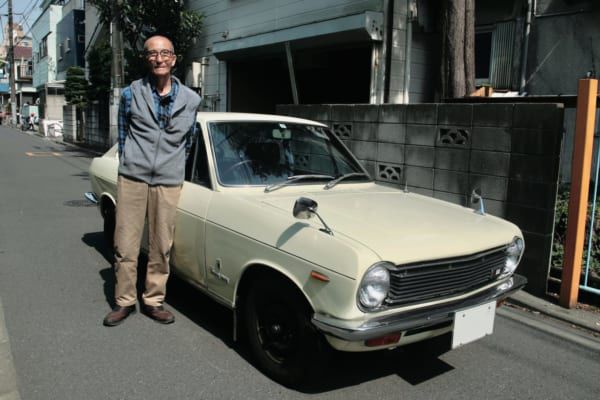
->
[386,247,506,307]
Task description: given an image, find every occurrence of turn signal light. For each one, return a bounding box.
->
[365,334,401,347]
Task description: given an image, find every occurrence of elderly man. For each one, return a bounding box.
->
[103,35,201,326]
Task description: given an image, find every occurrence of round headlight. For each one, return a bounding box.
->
[358,263,391,311]
[501,237,524,278]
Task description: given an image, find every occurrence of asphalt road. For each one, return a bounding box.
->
[1,127,599,400]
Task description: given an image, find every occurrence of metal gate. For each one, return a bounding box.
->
[581,109,600,296]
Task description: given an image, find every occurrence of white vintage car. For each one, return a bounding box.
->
[86,112,526,385]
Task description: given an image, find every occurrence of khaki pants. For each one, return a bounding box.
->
[113,175,182,307]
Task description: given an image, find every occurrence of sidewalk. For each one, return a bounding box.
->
[0,297,20,400]
[507,290,600,335]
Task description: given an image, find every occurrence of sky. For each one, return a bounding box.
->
[0,0,43,45]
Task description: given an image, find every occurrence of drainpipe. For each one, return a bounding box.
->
[383,0,394,103]
[403,0,414,104]
[519,0,534,94]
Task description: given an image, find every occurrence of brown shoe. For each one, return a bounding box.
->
[143,305,175,324]
[103,305,136,326]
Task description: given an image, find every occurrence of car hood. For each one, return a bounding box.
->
[259,185,520,265]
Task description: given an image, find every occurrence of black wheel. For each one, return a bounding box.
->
[244,278,327,386]
[102,203,115,249]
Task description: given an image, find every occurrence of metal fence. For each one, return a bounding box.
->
[581,110,600,296]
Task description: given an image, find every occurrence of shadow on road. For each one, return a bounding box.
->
[82,230,455,391]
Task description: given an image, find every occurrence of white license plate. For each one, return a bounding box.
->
[452,301,496,349]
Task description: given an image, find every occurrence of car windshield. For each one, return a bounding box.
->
[208,121,367,187]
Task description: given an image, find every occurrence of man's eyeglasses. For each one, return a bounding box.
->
[145,49,175,60]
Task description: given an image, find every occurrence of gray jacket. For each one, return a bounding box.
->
[119,77,201,185]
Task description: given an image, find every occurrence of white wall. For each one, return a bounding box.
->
[32,5,63,88]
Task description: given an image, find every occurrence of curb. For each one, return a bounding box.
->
[508,291,600,334]
[0,298,20,400]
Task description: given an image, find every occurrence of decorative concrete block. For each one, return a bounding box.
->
[332,122,353,140]
[470,151,510,176]
[435,148,469,171]
[436,126,472,148]
[472,127,511,152]
[406,124,436,146]
[376,162,403,184]
[405,145,434,167]
[377,142,404,164]
[437,104,473,126]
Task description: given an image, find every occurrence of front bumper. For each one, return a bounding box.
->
[312,274,527,342]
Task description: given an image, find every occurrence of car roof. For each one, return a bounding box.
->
[197,112,327,127]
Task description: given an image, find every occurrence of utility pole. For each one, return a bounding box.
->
[7,0,17,126]
[109,0,124,145]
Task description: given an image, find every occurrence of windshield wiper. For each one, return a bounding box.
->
[324,172,370,189]
[265,174,335,193]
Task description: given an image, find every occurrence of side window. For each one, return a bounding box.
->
[192,125,212,189]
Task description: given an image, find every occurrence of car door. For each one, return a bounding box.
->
[171,126,213,286]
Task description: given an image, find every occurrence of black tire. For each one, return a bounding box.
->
[244,277,327,386]
[102,203,115,249]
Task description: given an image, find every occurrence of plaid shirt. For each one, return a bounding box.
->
[118,78,196,159]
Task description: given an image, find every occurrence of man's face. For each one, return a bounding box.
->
[144,36,176,78]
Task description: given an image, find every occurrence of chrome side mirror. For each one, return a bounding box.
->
[293,197,333,235]
[470,188,485,215]
[293,197,317,219]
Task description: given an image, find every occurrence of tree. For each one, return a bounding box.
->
[86,39,112,102]
[440,0,475,99]
[65,66,88,106]
[88,0,203,82]
[65,66,88,141]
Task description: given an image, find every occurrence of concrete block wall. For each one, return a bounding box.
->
[84,103,110,149]
[62,105,77,143]
[277,102,564,295]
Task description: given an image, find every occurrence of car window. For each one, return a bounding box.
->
[208,121,364,186]
[192,130,212,189]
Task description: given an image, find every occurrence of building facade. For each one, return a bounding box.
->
[185,0,435,113]
[32,1,64,121]
[0,23,33,110]
[56,9,86,81]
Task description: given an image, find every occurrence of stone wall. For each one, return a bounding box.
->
[277,103,564,296]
